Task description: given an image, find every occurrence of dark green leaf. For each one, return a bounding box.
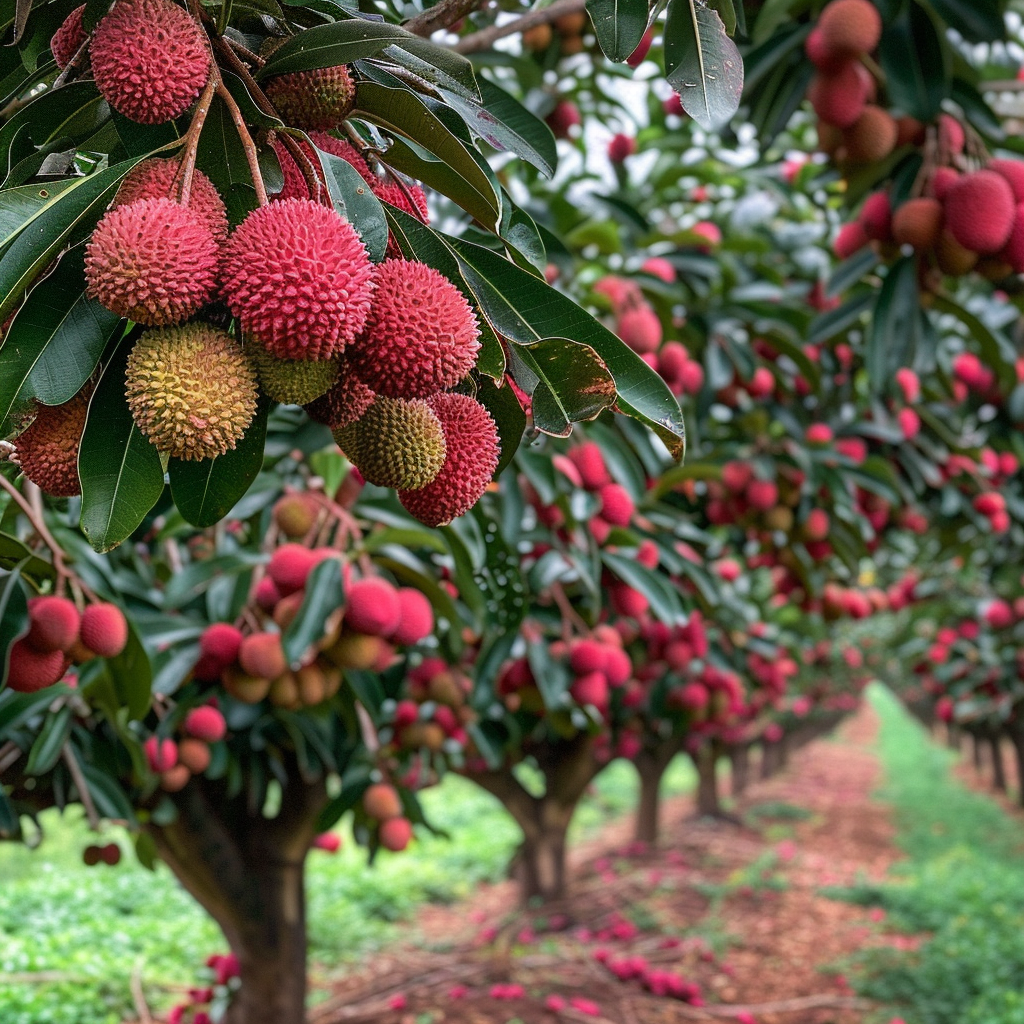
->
[106,615,152,721]
[0,564,29,688]
[24,706,72,775]
[587,0,648,62]
[475,375,525,476]
[282,558,344,666]
[0,534,55,582]
[79,339,165,553]
[78,760,137,824]
[826,247,878,297]
[163,553,263,610]
[926,0,1002,42]
[866,257,918,393]
[877,1,948,121]
[602,550,685,624]
[258,20,419,77]
[314,148,389,262]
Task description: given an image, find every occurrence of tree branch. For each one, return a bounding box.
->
[453,0,586,54]
[405,0,482,38]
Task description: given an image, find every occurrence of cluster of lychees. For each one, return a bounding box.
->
[14,0,501,528]
[144,705,227,793]
[6,596,128,693]
[387,658,473,755]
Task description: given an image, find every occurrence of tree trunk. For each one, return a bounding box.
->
[760,740,777,780]
[730,744,750,798]
[515,812,571,902]
[946,723,961,750]
[633,740,679,846]
[971,731,983,771]
[1008,729,1024,809]
[149,769,326,1024]
[989,732,1007,793]
[694,742,720,816]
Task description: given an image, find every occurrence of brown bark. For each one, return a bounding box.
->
[730,743,750,798]
[633,739,680,846]
[1008,727,1024,809]
[971,731,983,771]
[148,768,327,1024]
[989,731,1008,793]
[760,739,779,780]
[694,742,721,816]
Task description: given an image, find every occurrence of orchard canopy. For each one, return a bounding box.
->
[3,0,1024,1022]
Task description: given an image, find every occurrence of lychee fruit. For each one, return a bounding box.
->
[834,221,868,259]
[90,0,210,124]
[346,260,480,398]
[5,640,66,692]
[398,393,500,528]
[363,782,402,821]
[50,5,86,69]
[379,816,413,851]
[113,158,229,243]
[546,100,581,139]
[808,62,872,129]
[238,632,287,680]
[390,588,434,646]
[267,544,320,596]
[935,229,978,276]
[938,114,965,155]
[944,170,1016,254]
[198,623,243,668]
[26,596,80,653]
[265,65,356,131]
[221,199,375,360]
[79,603,128,658]
[177,737,211,774]
[250,346,339,405]
[859,191,892,241]
[988,159,1024,203]
[334,396,447,491]
[85,198,219,326]
[184,705,226,743]
[15,388,91,497]
[817,0,882,57]
[273,493,319,539]
[930,166,959,201]
[303,358,376,431]
[891,197,943,250]
[144,736,178,773]
[598,483,635,527]
[842,106,897,163]
[608,134,637,163]
[616,306,662,354]
[160,764,191,792]
[308,132,375,184]
[568,442,610,490]
[125,324,258,461]
[999,204,1024,274]
[344,578,401,637]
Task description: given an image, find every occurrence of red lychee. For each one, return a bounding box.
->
[834,221,868,259]
[6,640,65,692]
[944,170,1016,254]
[546,100,581,139]
[26,596,80,654]
[598,483,635,527]
[90,0,210,124]
[303,358,376,431]
[608,134,636,163]
[399,393,500,528]
[568,442,610,490]
[892,197,943,250]
[347,260,480,398]
[345,578,401,637]
[363,783,402,821]
[79,603,128,658]
[85,198,218,326]
[616,306,662,354]
[221,199,375,360]
[842,106,898,163]
[859,191,892,241]
[808,62,872,129]
[15,388,91,498]
[144,736,178,773]
[51,5,86,69]
[390,589,434,646]
[817,0,882,57]
[267,543,320,596]
[988,159,1024,203]
[184,706,227,743]
[379,817,413,851]
[309,132,375,184]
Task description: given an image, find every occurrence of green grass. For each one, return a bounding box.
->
[834,685,1024,1024]
[0,756,694,1023]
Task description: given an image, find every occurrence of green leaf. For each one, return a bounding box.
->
[807,291,874,344]
[314,148,389,262]
[664,0,744,131]
[0,244,121,435]
[0,533,56,583]
[78,759,137,824]
[0,565,29,688]
[79,339,165,553]
[601,550,685,624]
[106,614,153,720]
[196,95,259,226]
[282,558,345,666]
[877,1,948,122]
[163,553,263,610]
[475,375,525,477]
[587,0,649,62]
[0,179,79,250]
[931,295,1017,392]
[926,0,1002,43]
[258,21,417,77]
[168,397,269,528]
[24,705,72,775]
[866,257,918,393]
[353,79,501,227]
[826,247,878,297]
[381,40,481,100]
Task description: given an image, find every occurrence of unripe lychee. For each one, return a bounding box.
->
[347,260,480,399]
[273,493,320,539]
[250,346,339,405]
[125,324,258,461]
[817,0,882,57]
[398,393,500,528]
[222,667,271,704]
[892,197,943,250]
[267,544,320,596]
[90,0,210,124]
[391,588,434,646]
[333,397,447,491]
[522,23,553,50]
[842,106,897,163]
[808,62,871,129]
[221,199,375,360]
[144,736,178,773]
[184,706,226,743]
[177,737,211,774]
[363,783,402,821]
[113,158,229,243]
[15,388,90,497]
[265,65,356,131]
[5,640,65,692]
[238,632,287,679]
[379,817,413,851]
[160,764,191,792]
[303,358,376,431]
[322,631,389,671]
[26,597,80,653]
[79,604,128,658]
[85,198,219,326]
[598,483,634,527]
[616,306,662,354]
[345,578,401,637]
[51,5,86,69]
[944,170,1016,254]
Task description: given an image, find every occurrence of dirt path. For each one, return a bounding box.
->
[312,705,911,1024]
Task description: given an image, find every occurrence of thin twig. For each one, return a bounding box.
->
[453,0,586,54]
[215,79,269,204]
[0,741,23,777]
[130,962,153,1024]
[62,743,101,831]
[405,0,483,37]
[173,71,218,207]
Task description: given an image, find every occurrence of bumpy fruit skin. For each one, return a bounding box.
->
[391,588,434,646]
[999,204,1024,274]
[51,5,86,68]
[85,198,219,326]
[598,483,634,527]
[113,158,229,243]
[842,106,897,163]
[345,578,401,637]
[126,324,257,461]
[945,170,1016,255]
[568,442,610,490]
[238,632,287,679]
[265,65,356,131]
[309,132,375,184]
[348,260,480,398]
[79,603,128,658]
[808,62,871,129]
[892,197,943,250]
[399,393,500,528]
[249,346,339,405]
[334,397,447,490]
[6,640,65,692]
[15,388,91,497]
[988,159,1024,204]
[607,134,636,163]
[363,783,402,821]
[178,737,211,774]
[221,199,375,360]
[90,0,210,124]
[26,597,80,654]
[546,100,581,139]
[267,544,319,595]
[303,358,376,430]
[817,0,882,56]
[184,706,226,743]
[616,306,662,354]
[194,622,243,680]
